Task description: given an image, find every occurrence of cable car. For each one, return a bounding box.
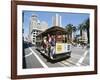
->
[36,26,71,61]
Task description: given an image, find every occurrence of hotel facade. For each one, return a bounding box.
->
[29,14,48,45]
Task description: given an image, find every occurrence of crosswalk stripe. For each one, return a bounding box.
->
[76,50,88,66]
[29,47,48,68]
[24,52,32,58]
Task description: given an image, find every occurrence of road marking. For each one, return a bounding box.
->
[61,61,71,66]
[29,47,48,68]
[59,60,74,67]
[58,62,68,67]
[66,60,77,66]
[76,50,88,66]
[24,52,32,58]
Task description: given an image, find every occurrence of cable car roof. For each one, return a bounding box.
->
[37,26,67,37]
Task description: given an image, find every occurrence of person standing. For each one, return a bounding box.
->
[47,34,52,58]
[50,35,56,59]
[43,37,48,53]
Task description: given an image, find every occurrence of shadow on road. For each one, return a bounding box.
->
[23,41,35,69]
[23,41,26,69]
[23,41,34,49]
[37,49,70,64]
[23,41,33,68]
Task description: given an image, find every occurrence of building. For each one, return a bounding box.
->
[81,30,88,43]
[72,32,76,41]
[40,21,48,31]
[29,14,48,45]
[52,13,62,27]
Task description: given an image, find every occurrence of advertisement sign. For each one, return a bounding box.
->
[56,43,71,54]
[56,43,64,54]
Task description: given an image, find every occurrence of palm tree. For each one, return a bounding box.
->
[72,26,77,32]
[72,26,77,41]
[65,24,73,42]
[82,18,90,43]
[78,18,90,43]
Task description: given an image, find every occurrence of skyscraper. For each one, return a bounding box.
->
[52,13,62,27]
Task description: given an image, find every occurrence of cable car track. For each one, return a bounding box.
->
[59,60,76,67]
[59,59,82,67]
[59,59,88,67]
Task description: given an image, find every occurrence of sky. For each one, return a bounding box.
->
[23,10,89,37]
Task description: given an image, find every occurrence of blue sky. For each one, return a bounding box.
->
[23,10,89,36]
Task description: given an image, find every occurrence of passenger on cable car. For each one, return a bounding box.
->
[47,34,56,58]
[50,35,56,57]
[43,37,48,53]
[47,34,52,57]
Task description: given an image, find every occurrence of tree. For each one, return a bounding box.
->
[65,24,73,40]
[72,26,77,42]
[78,18,90,43]
[82,18,90,43]
[72,26,77,32]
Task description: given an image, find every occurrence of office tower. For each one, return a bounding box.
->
[52,13,62,27]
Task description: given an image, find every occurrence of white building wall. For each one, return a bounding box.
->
[40,21,48,31]
[29,14,48,45]
[82,30,88,43]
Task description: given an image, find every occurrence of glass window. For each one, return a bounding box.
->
[33,40,35,42]
[33,35,35,37]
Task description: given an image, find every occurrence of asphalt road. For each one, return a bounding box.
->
[23,43,90,69]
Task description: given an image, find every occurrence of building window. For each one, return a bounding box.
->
[33,40,35,42]
[33,38,35,40]
[33,30,35,32]
[33,35,35,37]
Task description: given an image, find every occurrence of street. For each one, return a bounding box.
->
[23,43,90,69]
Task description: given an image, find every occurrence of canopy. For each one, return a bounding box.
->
[37,26,67,37]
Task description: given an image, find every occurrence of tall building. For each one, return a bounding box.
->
[72,32,76,41]
[40,21,48,31]
[29,14,48,45]
[52,13,62,27]
[82,30,88,43]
